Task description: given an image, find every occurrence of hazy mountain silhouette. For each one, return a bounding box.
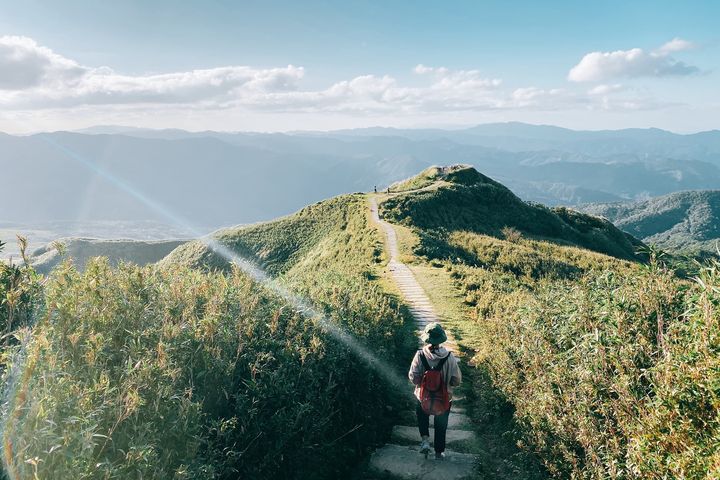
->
[2,123,719,236]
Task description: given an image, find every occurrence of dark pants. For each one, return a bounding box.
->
[416,401,451,453]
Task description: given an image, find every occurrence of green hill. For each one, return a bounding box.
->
[30,237,186,274]
[581,190,720,254]
[1,195,417,479]
[376,167,720,479]
[3,166,719,480]
[382,165,643,262]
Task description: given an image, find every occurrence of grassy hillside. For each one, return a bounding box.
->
[378,167,720,479]
[382,165,643,261]
[5,164,719,479]
[1,195,417,479]
[581,190,720,255]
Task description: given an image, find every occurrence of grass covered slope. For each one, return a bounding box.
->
[481,260,720,479]
[378,166,720,478]
[382,165,643,261]
[389,164,494,192]
[582,190,720,254]
[2,194,416,479]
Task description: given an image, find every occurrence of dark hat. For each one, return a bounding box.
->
[421,322,447,345]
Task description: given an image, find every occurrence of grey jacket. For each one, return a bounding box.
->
[408,345,462,401]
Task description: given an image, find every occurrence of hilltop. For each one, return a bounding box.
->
[582,190,720,254]
[164,165,642,273]
[383,165,643,261]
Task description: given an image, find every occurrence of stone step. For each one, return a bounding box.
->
[391,425,477,450]
[368,444,477,480]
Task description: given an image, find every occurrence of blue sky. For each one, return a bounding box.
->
[0,0,718,133]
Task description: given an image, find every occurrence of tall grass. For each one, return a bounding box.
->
[0,237,42,353]
[380,178,720,478]
[474,258,720,479]
[1,195,416,479]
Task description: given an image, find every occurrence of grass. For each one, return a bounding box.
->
[5,164,719,479]
[389,166,445,192]
[382,168,643,262]
[378,167,720,479]
[2,194,418,480]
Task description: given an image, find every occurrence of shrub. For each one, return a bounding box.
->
[475,259,720,478]
[501,226,523,243]
[1,195,416,479]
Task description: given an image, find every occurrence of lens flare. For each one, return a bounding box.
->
[29,135,412,392]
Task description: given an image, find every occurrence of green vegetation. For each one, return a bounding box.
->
[389,166,445,192]
[582,190,720,256]
[0,238,41,352]
[388,164,494,192]
[380,166,720,479]
[476,259,720,479]
[4,163,720,479]
[1,195,416,479]
[382,166,643,261]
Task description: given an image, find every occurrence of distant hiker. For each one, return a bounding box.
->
[374,185,377,193]
[387,187,390,194]
[408,322,461,460]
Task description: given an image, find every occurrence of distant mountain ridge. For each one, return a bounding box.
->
[581,190,720,254]
[2,122,720,239]
[31,238,186,274]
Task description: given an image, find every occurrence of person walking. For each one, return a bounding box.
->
[408,322,461,460]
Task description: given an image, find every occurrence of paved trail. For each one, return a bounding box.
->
[365,197,478,480]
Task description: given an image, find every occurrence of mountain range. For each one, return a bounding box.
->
[2,122,720,244]
[581,190,720,254]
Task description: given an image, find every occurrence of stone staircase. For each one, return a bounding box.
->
[367,197,478,479]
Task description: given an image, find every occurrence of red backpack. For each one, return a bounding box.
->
[418,351,451,415]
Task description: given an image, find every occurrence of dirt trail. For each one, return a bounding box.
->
[365,196,478,479]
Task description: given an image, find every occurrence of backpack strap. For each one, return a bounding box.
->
[418,350,430,370]
[419,351,451,371]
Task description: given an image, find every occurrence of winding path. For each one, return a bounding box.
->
[365,196,477,480]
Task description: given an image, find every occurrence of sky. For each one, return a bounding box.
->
[0,0,718,133]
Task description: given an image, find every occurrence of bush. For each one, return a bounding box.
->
[1,195,416,479]
[501,226,523,243]
[0,237,42,355]
[476,259,720,479]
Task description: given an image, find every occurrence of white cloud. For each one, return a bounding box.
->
[568,39,699,82]
[0,36,87,90]
[657,37,695,54]
[587,84,624,95]
[0,35,305,108]
[0,36,682,122]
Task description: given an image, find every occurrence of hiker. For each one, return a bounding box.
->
[374,185,377,193]
[408,322,461,460]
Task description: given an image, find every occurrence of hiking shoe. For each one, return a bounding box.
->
[419,439,430,454]
[435,452,445,460]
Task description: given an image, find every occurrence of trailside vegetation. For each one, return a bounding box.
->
[380,166,720,479]
[1,195,416,479]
